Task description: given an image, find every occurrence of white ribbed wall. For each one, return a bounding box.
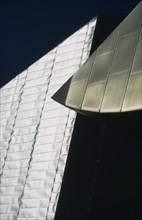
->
[0,18,97,220]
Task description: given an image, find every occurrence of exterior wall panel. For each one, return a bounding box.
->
[0,18,97,220]
[56,2,142,113]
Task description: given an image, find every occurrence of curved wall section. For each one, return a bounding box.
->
[53,2,142,114]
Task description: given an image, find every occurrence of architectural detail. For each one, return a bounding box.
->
[0,2,141,220]
[53,2,142,113]
[0,18,97,220]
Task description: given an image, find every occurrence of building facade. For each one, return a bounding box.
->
[0,18,97,220]
[0,2,142,220]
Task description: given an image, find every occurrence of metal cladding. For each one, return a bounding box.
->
[0,18,97,220]
[53,2,142,113]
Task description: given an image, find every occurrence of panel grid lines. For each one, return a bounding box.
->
[16,49,58,219]
[0,18,96,220]
[120,26,142,111]
[99,23,123,112]
[0,70,28,175]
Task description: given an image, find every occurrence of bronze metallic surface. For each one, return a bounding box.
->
[131,37,142,74]
[101,73,129,112]
[82,82,105,111]
[66,79,88,109]
[120,2,142,36]
[122,72,142,111]
[110,32,139,75]
[53,2,142,113]
[97,26,120,55]
[66,52,96,109]
[89,52,113,82]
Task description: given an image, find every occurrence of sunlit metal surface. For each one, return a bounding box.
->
[66,52,96,109]
[0,18,97,220]
[53,2,142,113]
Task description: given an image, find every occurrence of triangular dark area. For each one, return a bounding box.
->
[90,14,126,55]
[52,77,72,106]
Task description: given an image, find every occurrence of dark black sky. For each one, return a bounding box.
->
[0,0,141,87]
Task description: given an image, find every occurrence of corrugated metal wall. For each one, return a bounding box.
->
[0,18,97,220]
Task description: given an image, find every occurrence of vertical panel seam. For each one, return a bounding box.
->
[121,25,142,111]
[79,18,98,110]
[99,23,123,112]
[16,50,57,219]
[0,72,28,177]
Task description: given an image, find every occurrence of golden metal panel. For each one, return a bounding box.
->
[72,52,96,81]
[80,26,121,111]
[89,26,120,83]
[89,52,113,82]
[53,2,142,113]
[82,82,105,111]
[101,73,129,112]
[131,38,142,74]
[66,52,96,109]
[66,79,88,109]
[97,26,120,55]
[110,33,139,75]
[120,1,142,36]
[122,72,142,111]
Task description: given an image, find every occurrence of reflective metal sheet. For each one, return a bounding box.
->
[101,72,129,112]
[120,1,142,36]
[82,82,106,111]
[89,52,113,83]
[0,72,27,175]
[0,17,96,220]
[122,72,142,111]
[131,37,142,74]
[110,32,139,75]
[66,52,96,109]
[122,30,142,111]
[97,25,120,55]
[53,2,142,113]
